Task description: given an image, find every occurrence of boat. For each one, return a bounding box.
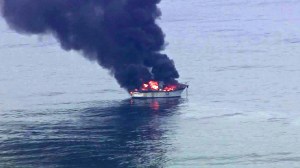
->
[130,82,188,98]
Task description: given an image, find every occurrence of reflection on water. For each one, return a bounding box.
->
[0,98,185,168]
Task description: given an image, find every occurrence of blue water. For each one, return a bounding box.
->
[1,0,300,167]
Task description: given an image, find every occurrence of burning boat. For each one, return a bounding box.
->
[130,81,188,98]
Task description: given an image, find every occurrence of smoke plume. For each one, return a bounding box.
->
[1,0,179,91]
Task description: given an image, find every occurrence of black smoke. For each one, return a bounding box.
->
[1,0,179,91]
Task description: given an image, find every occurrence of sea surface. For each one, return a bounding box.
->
[1,0,300,167]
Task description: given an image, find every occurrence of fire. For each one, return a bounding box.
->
[141,80,159,91]
[135,80,179,92]
[148,81,159,90]
[163,85,177,92]
[142,83,149,91]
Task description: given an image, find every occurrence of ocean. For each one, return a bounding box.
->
[1,0,300,167]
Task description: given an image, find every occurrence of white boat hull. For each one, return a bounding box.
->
[130,89,185,98]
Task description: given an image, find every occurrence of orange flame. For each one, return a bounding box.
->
[133,80,179,92]
[148,81,159,90]
[163,85,177,92]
